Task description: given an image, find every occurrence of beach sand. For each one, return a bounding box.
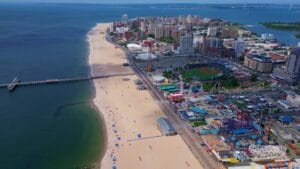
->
[88,23,203,169]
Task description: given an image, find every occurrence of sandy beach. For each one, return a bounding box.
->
[88,23,203,169]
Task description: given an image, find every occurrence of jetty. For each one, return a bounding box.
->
[0,73,134,92]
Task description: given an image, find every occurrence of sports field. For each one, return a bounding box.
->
[183,67,223,81]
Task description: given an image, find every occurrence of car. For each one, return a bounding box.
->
[122,63,130,66]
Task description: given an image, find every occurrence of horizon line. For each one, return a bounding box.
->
[0,1,299,5]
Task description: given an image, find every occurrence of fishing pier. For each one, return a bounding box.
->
[0,73,134,92]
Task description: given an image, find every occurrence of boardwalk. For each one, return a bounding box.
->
[0,73,134,90]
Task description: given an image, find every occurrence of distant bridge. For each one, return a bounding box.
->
[0,73,134,91]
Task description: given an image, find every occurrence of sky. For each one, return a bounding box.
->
[0,0,298,4]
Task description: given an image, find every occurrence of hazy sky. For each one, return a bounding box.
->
[0,0,298,4]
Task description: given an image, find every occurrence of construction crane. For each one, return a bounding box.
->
[144,40,154,72]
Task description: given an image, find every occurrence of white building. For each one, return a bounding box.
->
[261,33,276,41]
[193,36,202,45]
[135,53,158,60]
[122,14,128,24]
[207,27,218,37]
[116,27,129,34]
[152,75,165,83]
[179,33,194,55]
[187,15,193,24]
[127,43,143,52]
[140,21,146,32]
[109,24,114,33]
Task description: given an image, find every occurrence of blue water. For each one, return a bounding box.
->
[0,3,299,169]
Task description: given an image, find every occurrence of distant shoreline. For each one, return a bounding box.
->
[262,22,300,30]
[261,22,300,39]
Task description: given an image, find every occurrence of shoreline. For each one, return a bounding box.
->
[88,82,107,169]
[87,27,108,169]
[88,23,204,169]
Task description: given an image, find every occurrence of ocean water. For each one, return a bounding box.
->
[0,3,299,169]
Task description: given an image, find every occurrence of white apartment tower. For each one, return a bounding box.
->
[207,27,218,37]
[122,14,128,24]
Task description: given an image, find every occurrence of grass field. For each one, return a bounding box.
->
[183,67,223,81]
[190,120,207,127]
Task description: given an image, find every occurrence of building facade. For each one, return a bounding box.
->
[261,33,276,42]
[244,54,273,73]
[122,14,128,25]
[207,38,224,48]
[234,39,246,58]
[179,33,194,55]
[157,117,177,136]
[286,47,300,81]
[140,21,146,32]
[207,27,218,37]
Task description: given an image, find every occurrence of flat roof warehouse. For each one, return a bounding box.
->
[157,117,177,136]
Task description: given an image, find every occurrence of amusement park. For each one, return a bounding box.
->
[110,15,300,169]
[131,51,300,168]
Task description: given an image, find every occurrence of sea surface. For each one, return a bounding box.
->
[0,3,299,169]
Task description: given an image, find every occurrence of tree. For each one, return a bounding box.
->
[175,67,185,74]
[219,75,229,80]
[163,71,173,79]
[239,56,245,61]
[147,33,155,38]
[230,76,239,87]
[250,74,258,82]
